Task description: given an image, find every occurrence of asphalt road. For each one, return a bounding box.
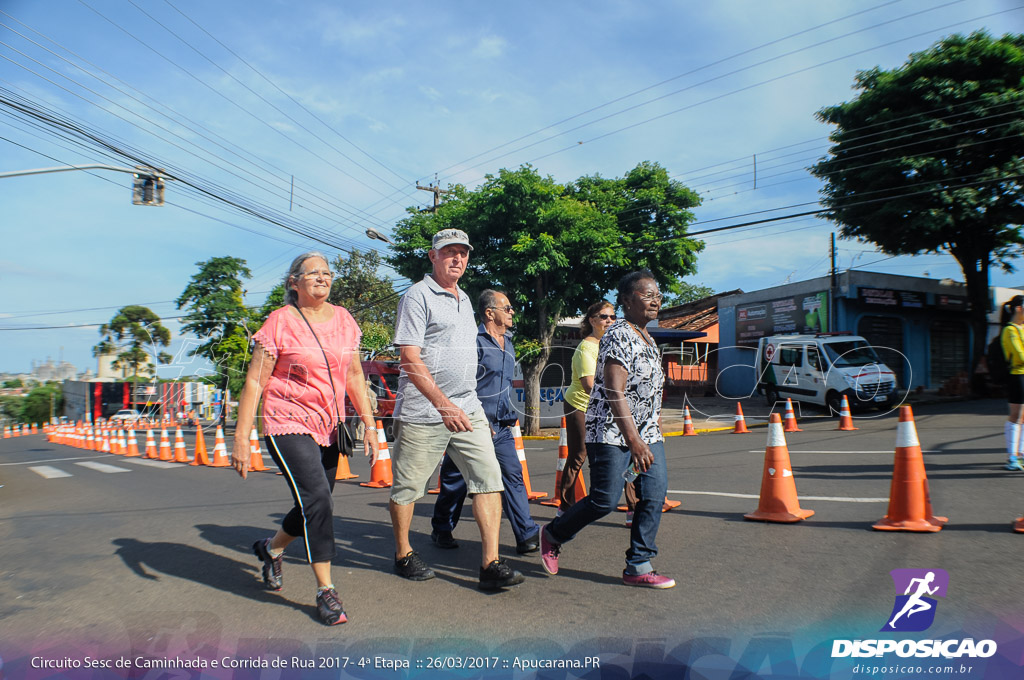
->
[1,400,1021,677]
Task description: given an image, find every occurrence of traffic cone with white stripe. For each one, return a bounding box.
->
[783,398,802,432]
[873,406,947,532]
[124,429,140,457]
[513,420,546,500]
[209,425,230,467]
[836,395,858,431]
[190,425,209,466]
[31,423,38,434]
[144,429,158,459]
[682,406,697,436]
[744,413,814,523]
[541,417,584,507]
[733,402,750,434]
[249,429,268,471]
[173,427,190,463]
[3,425,9,438]
[360,421,393,487]
[100,428,112,454]
[158,428,172,461]
[1014,515,1024,533]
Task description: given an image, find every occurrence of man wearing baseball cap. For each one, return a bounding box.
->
[387,228,525,590]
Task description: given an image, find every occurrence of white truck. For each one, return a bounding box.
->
[755,333,899,413]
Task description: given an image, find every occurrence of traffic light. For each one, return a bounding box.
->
[132,167,165,206]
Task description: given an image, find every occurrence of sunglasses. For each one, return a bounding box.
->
[594,313,616,320]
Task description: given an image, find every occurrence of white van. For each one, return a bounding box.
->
[755,333,899,413]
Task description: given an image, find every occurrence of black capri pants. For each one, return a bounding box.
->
[1008,374,1024,405]
[265,434,339,564]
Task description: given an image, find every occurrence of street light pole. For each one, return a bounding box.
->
[365,228,394,245]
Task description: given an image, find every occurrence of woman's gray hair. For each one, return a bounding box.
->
[283,251,329,306]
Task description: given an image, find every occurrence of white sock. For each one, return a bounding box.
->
[1005,421,1020,460]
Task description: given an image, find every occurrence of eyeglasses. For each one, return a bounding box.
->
[593,313,616,320]
[299,269,334,280]
[638,292,663,302]
[490,305,514,313]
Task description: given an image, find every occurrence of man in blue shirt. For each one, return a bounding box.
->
[431,289,541,554]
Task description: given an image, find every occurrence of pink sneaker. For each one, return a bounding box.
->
[622,571,676,589]
[539,526,561,575]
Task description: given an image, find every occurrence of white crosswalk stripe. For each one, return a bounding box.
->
[28,465,72,479]
[75,461,131,474]
[122,458,179,469]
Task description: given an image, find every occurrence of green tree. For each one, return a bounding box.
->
[93,305,173,381]
[811,31,1024,382]
[2,378,23,389]
[662,282,715,307]
[328,249,398,328]
[176,256,253,397]
[390,162,702,433]
[20,383,62,424]
[0,394,23,422]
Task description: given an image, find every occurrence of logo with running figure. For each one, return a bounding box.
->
[881,568,949,632]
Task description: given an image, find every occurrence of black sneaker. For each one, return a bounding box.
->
[430,530,459,549]
[252,539,283,591]
[315,587,347,625]
[515,531,540,555]
[479,558,525,590]
[394,550,435,581]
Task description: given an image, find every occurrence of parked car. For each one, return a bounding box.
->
[110,408,143,423]
[755,333,899,413]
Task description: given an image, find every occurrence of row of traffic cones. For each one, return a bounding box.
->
[3,423,39,437]
[744,405,1021,532]
[731,395,858,434]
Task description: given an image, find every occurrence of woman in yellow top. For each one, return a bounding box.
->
[560,301,617,511]
[1000,294,1024,471]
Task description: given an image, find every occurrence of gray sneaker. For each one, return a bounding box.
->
[252,539,283,591]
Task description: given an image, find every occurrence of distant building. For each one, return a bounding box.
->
[31,358,78,382]
[716,271,975,397]
[95,352,155,381]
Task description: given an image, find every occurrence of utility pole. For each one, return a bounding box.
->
[416,176,451,213]
[830,233,837,332]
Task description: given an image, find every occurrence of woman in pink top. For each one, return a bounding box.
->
[232,251,376,626]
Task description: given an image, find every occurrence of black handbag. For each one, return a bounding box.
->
[293,304,355,457]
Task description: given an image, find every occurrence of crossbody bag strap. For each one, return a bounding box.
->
[292,304,342,426]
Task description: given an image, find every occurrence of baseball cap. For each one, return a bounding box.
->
[431,228,473,251]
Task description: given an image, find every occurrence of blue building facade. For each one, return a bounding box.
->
[716,271,972,398]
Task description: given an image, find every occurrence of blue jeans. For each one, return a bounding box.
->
[546,440,668,575]
[431,426,540,544]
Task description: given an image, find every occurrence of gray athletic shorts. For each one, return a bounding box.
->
[390,409,504,505]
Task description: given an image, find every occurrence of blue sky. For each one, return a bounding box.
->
[1,0,1021,375]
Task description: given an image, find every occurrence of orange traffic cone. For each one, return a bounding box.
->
[783,398,802,432]
[682,406,697,436]
[124,429,140,457]
[209,426,230,467]
[173,427,190,463]
[117,429,128,455]
[541,417,585,507]
[190,425,209,466]
[873,406,947,532]
[144,429,158,459]
[1014,516,1024,533]
[733,402,750,434]
[360,421,393,488]
[2,425,9,438]
[85,426,95,451]
[31,423,38,434]
[836,395,858,431]
[158,428,172,461]
[100,428,112,453]
[513,420,546,500]
[249,429,268,471]
[335,427,359,480]
[744,413,814,523]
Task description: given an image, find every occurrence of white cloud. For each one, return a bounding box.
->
[472,35,507,59]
